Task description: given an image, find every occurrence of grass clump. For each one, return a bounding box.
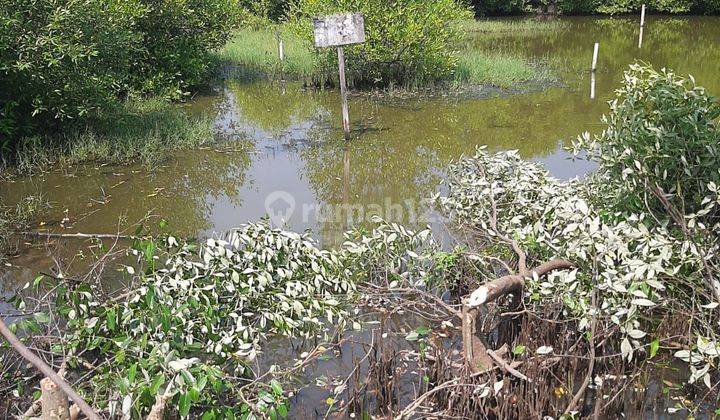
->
[9,99,214,173]
[213,26,316,81]
[0,195,49,260]
[455,51,552,88]
[461,18,569,34]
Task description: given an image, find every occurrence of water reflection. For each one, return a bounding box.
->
[1,16,719,253]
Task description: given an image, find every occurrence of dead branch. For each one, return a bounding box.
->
[461,259,574,375]
[40,377,70,419]
[461,304,493,373]
[487,349,529,382]
[18,231,134,240]
[467,260,575,308]
[145,392,170,420]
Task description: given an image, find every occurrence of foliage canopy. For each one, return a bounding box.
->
[289,0,473,88]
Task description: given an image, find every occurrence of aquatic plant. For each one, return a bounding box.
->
[8,98,216,173]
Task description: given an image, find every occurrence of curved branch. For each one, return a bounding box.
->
[467,260,574,308]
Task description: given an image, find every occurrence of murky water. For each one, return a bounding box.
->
[1,15,719,417]
[2,16,720,278]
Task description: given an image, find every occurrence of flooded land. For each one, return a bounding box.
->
[1,15,720,419]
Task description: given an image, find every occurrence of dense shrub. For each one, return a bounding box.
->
[0,0,241,153]
[473,0,528,16]
[240,0,289,21]
[574,64,720,227]
[137,0,242,93]
[0,0,144,127]
[290,0,473,88]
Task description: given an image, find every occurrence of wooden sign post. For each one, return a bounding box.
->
[313,13,366,139]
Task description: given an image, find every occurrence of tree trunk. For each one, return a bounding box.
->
[40,378,70,420]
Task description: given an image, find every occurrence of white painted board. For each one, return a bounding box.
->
[313,13,365,48]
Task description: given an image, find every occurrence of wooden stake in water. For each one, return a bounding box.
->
[591,42,599,73]
[276,32,286,83]
[638,5,646,48]
[640,4,646,27]
[590,43,599,99]
[337,46,350,139]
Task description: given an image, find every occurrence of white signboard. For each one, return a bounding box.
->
[313,13,365,48]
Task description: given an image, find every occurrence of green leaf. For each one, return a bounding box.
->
[179,393,191,417]
[33,312,50,324]
[196,374,208,391]
[33,275,44,287]
[150,373,165,394]
[128,363,137,383]
[106,308,116,331]
[649,339,659,359]
[512,345,526,356]
[276,403,288,418]
[270,379,283,396]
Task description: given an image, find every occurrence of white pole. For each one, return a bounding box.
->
[591,43,599,72]
[591,72,596,99]
[640,4,646,27]
[638,5,646,48]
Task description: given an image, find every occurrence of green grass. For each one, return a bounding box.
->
[213,26,317,81]
[0,195,49,260]
[215,22,555,91]
[455,51,553,88]
[11,98,214,173]
[461,18,569,34]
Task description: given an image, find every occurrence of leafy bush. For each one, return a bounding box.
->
[56,223,354,417]
[0,0,144,123]
[290,0,473,88]
[0,0,241,152]
[240,0,289,20]
[136,0,243,93]
[441,64,720,394]
[573,64,720,229]
[471,0,528,16]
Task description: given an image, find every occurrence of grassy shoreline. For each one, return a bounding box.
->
[5,99,215,174]
[213,19,556,90]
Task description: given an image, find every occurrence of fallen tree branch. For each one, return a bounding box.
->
[461,259,575,375]
[487,349,529,382]
[0,318,101,420]
[461,303,494,373]
[467,260,575,308]
[18,231,134,240]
